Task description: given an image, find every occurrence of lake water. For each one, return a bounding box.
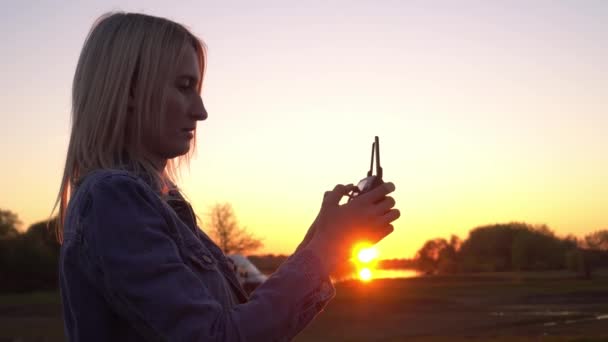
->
[372,268,421,279]
[336,268,422,282]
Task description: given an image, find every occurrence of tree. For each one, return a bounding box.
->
[583,229,608,250]
[0,217,61,292]
[415,235,460,274]
[205,203,263,255]
[452,222,577,272]
[570,229,608,280]
[0,209,21,239]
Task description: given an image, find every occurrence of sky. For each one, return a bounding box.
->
[1,0,606,259]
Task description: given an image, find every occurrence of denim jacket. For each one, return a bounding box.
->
[59,169,335,341]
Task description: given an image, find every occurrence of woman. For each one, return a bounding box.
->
[55,11,400,341]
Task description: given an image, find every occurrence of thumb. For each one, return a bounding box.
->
[323,184,355,206]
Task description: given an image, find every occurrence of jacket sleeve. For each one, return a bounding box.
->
[81,173,335,342]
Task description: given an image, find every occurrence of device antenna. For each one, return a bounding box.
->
[375,136,382,179]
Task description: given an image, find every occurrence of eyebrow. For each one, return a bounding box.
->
[177,74,200,84]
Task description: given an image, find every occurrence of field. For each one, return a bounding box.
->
[296,271,608,341]
[1,272,608,341]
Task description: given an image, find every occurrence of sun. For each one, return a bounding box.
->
[352,243,379,282]
[357,246,379,263]
[359,268,372,282]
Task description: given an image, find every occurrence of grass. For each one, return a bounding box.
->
[0,291,64,341]
[1,272,608,341]
[0,291,61,306]
[294,272,608,341]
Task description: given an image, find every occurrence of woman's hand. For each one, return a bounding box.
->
[304,182,400,274]
[293,185,355,254]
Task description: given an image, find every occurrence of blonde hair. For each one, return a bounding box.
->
[52,12,206,242]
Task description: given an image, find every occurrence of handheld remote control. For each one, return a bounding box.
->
[348,136,384,202]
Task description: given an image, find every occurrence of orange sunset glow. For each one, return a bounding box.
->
[2,3,608,341]
[353,243,379,282]
[358,268,372,282]
[1,2,606,261]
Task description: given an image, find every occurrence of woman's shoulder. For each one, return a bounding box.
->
[70,169,161,212]
[77,168,148,192]
[64,169,165,242]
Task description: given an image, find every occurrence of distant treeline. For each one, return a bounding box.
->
[1,208,607,293]
[377,258,416,269]
[246,256,419,277]
[413,222,608,277]
[247,254,288,275]
[0,213,60,292]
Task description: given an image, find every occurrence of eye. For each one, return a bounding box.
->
[178,81,191,90]
[178,78,196,92]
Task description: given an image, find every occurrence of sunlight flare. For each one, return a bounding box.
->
[359,268,372,282]
[357,246,379,263]
[352,242,379,282]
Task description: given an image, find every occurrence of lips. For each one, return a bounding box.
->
[180,127,195,140]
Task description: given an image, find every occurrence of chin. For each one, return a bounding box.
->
[160,140,193,159]
[175,144,192,157]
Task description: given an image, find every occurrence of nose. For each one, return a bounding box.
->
[191,95,207,121]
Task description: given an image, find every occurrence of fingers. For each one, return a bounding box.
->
[367,224,395,245]
[340,183,358,194]
[380,224,395,238]
[360,182,396,203]
[375,208,401,227]
[323,183,357,205]
[374,196,396,215]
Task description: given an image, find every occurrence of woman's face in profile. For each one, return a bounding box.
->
[143,44,207,163]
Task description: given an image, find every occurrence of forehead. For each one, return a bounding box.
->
[174,45,201,80]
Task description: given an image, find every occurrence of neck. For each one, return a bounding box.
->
[140,151,167,174]
[150,157,167,173]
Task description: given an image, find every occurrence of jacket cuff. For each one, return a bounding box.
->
[291,249,336,306]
